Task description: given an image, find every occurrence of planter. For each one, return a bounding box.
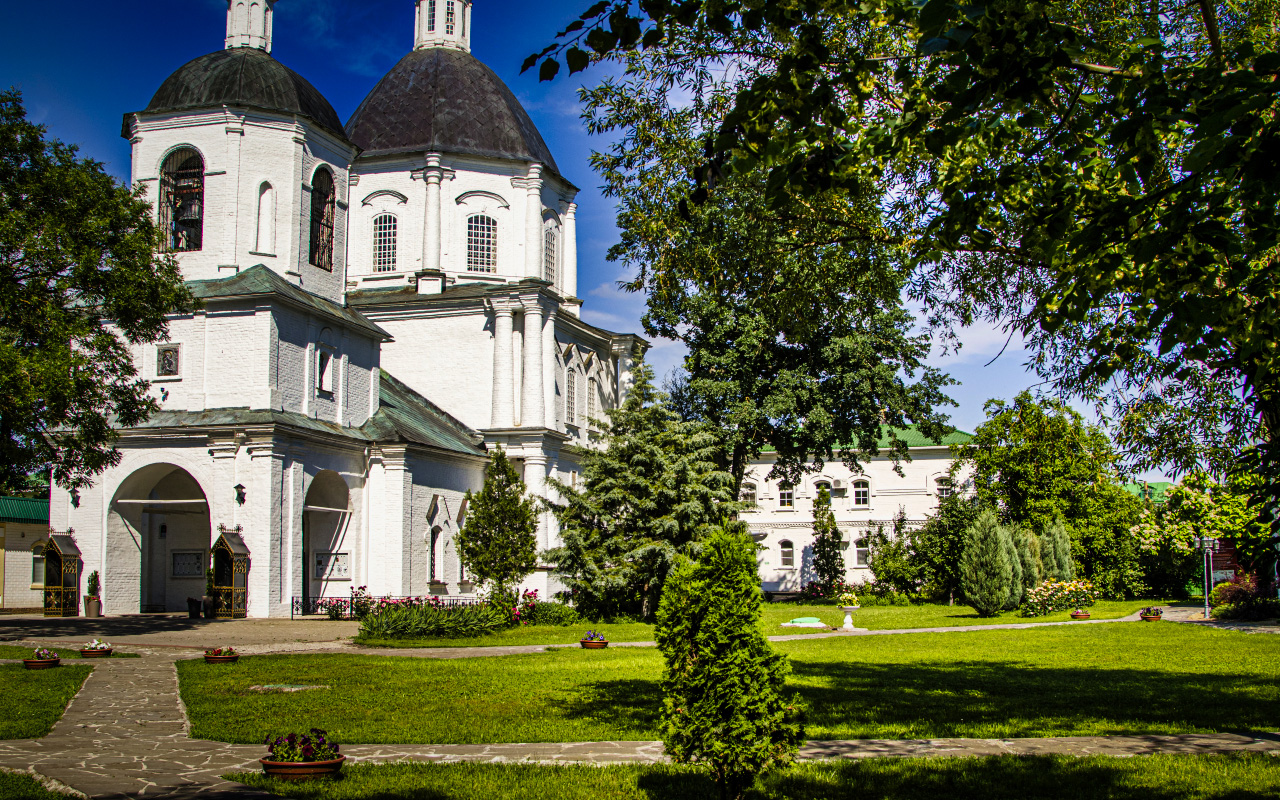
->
[840,605,861,632]
[187,598,202,619]
[259,755,346,781]
[79,649,113,659]
[204,654,239,664]
[580,640,609,649]
[84,597,102,618]
[23,658,60,670]
[1070,611,1091,620]
[1141,614,1162,622]
[202,595,216,619]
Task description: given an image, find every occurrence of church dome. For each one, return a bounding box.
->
[142,49,347,142]
[344,47,560,174]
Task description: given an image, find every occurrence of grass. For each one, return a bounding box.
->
[0,645,139,660]
[353,601,1149,648]
[180,622,1280,744]
[0,771,73,800]
[0,663,91,739]
[227,754,1280,800]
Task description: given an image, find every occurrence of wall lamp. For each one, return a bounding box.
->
[234,484,247,506]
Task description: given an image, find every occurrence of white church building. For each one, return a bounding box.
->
[47,0,647,618]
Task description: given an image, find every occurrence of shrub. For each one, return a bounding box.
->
[798,579,856,604]
[358,602,506,639]
[1002,523,1024,610]
[1021,580,1101,617]
[528,600,581,626]
[856,578,911,606]
[960,509,1014,617]
[1211,598,1280,620]
[810,487,845,593]
[1209,573,1258,608]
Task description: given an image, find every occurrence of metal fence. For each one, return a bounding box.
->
[290,595,486,620]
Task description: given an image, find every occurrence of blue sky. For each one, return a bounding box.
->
[1,0,1132,461]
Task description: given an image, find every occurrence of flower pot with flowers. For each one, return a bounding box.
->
[261,729,344,781]
[838,590,862,631]
[580,630,609,649]
[1070,608,1091,620]
[1140,606,1164,622]
[84,571,102,618]
[24,648,60,670]
[204,647,239,664]
[79,639,113,658]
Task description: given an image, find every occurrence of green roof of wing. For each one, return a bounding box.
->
[1122,481,1174,504]
[0,496,49,525]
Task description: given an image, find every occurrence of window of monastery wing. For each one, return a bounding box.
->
[779,539,795,567]
[373,213,398,272]
[254,182,275,255]
[853,480,870,506]
[309,167,336,271]
[31,541,45,588]
[855,537,870,567]
[936,477,954,500]
[778,482,794,508]
[427,0,436,31]
[159,148,205,252]
[815,480,831,498]
[544,227,557,285]
[429,526,441,581]
[466,214,497,273]
[565,368,578,427]
[740,482,757,504]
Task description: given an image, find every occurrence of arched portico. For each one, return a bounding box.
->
[107,464,211,613]
[302,470,352,602]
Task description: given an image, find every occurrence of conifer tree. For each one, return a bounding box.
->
[1010,525,1041,607]
[656,524,805,800]
[456,449,538,601]
[960,509,1013,617]
[1041,519,1077,581]
[1001,522,1024,610]
[809,486,844,593]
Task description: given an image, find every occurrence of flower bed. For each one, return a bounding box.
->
[1021,580,1101,617]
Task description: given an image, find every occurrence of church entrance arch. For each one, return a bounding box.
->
[301,471,352,606]
[107,464,211,613]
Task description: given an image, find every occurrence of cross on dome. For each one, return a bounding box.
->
[225,0,277,52]
[415,0,472,52]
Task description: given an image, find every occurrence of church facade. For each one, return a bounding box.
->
[46,0,646,618]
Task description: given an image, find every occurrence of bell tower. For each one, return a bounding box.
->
[415,0,472,52]
[225,0,277,52]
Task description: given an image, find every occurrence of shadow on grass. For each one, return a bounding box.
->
[555,678,663,735]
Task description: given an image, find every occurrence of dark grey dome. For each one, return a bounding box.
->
[138,49,347,142]
[345,48,560,174]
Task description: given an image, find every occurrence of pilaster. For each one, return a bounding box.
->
[491,304,516,428]
[423,153,443,273]
[520,301,545,429]
[523,164,544,279]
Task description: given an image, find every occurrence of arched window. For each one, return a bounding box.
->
[779,540,795,568]
[778,482,794,508]
[31,541,46,587]
[160,148,204,252]
[855,537,870,567]
[254,182,274,254]
[445,0,456,35]
[565,368,578,427]
[309,167,336,270]
[544,227,557,285]
[467,214,497,273]
[426,0,436,31]
[741,483,757,504]
[587,377,597,428]
[853,480,870,506]
[815,480,832,498]
[372,214,397,272]
[936,477,953,499]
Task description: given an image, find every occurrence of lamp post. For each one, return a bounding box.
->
[1194,536,1219,620]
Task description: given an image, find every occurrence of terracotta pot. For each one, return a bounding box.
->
[23,658,60,670]
[1141,614,1162,622]
[580,640,609,649]
[1070,612,1090,620]
[204,654,240,664]
[79,649,113,659]
[260,755,345,781]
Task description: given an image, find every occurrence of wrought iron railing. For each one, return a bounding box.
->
[43,587,79,618]
[213,586,248,619]
[290,595,485,620]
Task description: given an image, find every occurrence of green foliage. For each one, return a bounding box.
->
[656,525,805,800]
[456,449,538,599]
[86,570,100,597]
[867,511,922,599]
[548,364,738,620]
[0,90,198,492]
[1001,524,1024,610]
[526,601,582,627]
[1021,580,1102,617]
[1040,520,1076,583]
[912,495,982,602]
[1008,526,1040,608]
[809,488,844,594]
[959,510,1014,617]
[357,603,508,640]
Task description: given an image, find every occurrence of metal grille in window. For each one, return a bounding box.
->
[544,228,557,284]
[466,214,497,272]
[159,148,204,252]
[172,552,204,577]
[373,214,397,272]
[309,168,336,271]
[566,369,577,426]
[427,0,436,31]
[445,0,455,34]
[853,481,870,506]
[157,346,180,377]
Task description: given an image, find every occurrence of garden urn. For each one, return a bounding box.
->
[840,605,860,632]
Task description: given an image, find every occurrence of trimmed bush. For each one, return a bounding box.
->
[358,602,507,639]
[528,600,582,626]
[1021,579,1101,617]
[960,509,1014,617]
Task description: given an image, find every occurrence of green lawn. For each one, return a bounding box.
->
[229,754,1280,800]
[0,645,138,660]
[180,622,1280,744]
[0,771,73,800]
[354,601,1149,648]
[0,664,92,739]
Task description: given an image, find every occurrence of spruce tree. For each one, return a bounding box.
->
[1041,519,1076,581]
[1000,522,1024,610]
[809,487,844,593]
[959,509,1013,617]
[656,524,805,800]
[1010,525,1041,607]
[456,449,538,600]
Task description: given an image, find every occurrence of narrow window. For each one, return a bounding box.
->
[426,0,436,32]
[372,214,397,272]
[254,182,275,254]
[159,148,204,252]
[855,537,870,567]
[445,0,455,35]
[309,167,336,271]
[429,527,441,581]
[317,350,333,394]
[779,483,794,508]
[587,377,597,428]
[853,480,870,506]
[741,483,757,504]
[31,543,45,587]
[780,540,794,568]
[543,227,557,285]
[466,214,497,273]
[937,477,953,500]
[566,369,578,427]
[157,345,180,377]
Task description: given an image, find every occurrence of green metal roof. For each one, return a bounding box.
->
[1123,481,1173,504]
[361,370,486,457]
[760,424,972,454]
[0,496,49,525]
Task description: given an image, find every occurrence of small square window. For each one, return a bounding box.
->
[778,484,794,508]
[157,345,180,377]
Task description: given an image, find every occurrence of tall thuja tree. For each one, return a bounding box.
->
[913,494,983,604]
[960,509,1014,617]
[1001,523,1024,610]
[547,364,737,619]
[809,486,844,593]
[1010,525,1041,606]
[0,91,197,493]
[456,449,538,601]
[1040,519,1077,582]
[657,524,805,800]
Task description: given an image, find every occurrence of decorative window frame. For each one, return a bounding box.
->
[154,343,183,382]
